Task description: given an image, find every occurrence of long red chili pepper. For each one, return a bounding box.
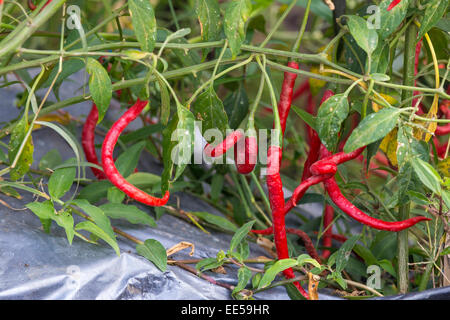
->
[321,205,334,259]
[82,103,107,180]
[102,99,169,206]
[28,0,52,11]
[278,61,299,136]
[387,0,401,11]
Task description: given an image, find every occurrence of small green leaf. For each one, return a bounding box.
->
[100,203,157,227]
[224,0,252,58]
[344,108,401,153]
[411,158,442,196]
[106,186,126,204]
[86,58,112,123]
[75,221,120,256]
[317,93,349,151]
[371,73,390,82]
[258,259,297,289]
[26,200,53,220]
[346,15,378,55]
[193,87,228,139]
[195,0,221,43]
[8,116,33,181]
[71,199,116,241]
[48,166,76,199]
[417,0,449,40]
[229,220,255,253]
[129,0,157,52]
[297,254,321,269]
[189,211,238,232]
[136,239,167,271]
[335,235,360,273]
[233,267,252,295]
[195,257,224,272]
[291,105,317,131]
[173,105,195,181]
[156,77,171,125]
[377,259,397,278]
[441,246,450,256]
[377,0,410,40]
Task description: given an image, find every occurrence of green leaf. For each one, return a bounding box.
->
[317,93,349,152]
[100,203,157,227]
[189,211,238,232]
[71,199,116,241]
[353,244,378,266]
[75,221,120,256]
[39,149,62,171]
[210,174,224,202]
[136,239,167,271]
[377,259,397,278]
[335,235,360,273]
[26,200,54,220]
[48,166,76,199]
[173,105,195,181]
[346,15,378,55]
[224,0,252,58]
[417,0,449,40]
[120,124,164,144]
[291,104,317,131]
[229,220,255,253]
[156,77,171,125]
[106,186,126,204]
[233,267,252,295]
[377,0,410,40]
[126,172,161,189]
[258,259,297,289]
[8,116,33,181]
[344,108,401,153]
[194,87,228,139]
[411,158,442,196]
[115,141,146,178]
[129,0,157,52]
[441,246,450,256]
[223,85,249,130]
[77,180,112,203]
[53,210,75,245]
[195,0,221,42]
[86,58,112,123]
[369,41,390,74]
[371,73,390,82]
[195,257,224,272]
[297,254,321,269]
[161,114,179,192]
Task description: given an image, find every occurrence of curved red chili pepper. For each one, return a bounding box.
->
[204,130,244,158]
[234,135,258,174]
[28,0,52,11]
[82,103,108,180]
[102,99,169,206]
[324,177,430,231]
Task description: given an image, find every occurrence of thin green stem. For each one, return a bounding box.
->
[291,0,312,53]
[361,79,374,119]
[259,0,297,48]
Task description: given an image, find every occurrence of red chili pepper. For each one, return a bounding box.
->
[278,61,299,136]
[321,205,334,259]
[387,0,401,11]
[234,135,258,174]
[82,103,107,180]
[286,228,322,263]
[102,99,169,206]
[204,130,244,158]
[324,177,430,231]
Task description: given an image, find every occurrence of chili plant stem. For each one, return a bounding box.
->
[397,18,418,294]
[291,0,312,53]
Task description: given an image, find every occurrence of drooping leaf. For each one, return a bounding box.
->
[417,0,449,40]
[194,87,228,139]
[100,203,157,227]
[173,106,195,181]
[232,267,252,295]
[411,158,442,196]
[224,0,252,58]
[195,0,221,43]
[75,221,120,255]
[344,108,401,153]
[229,220,255,253]
[136,239,167,271]
[8,116,33,181]
[346,15,378,55]
[86,58,112,123]
[129,0,157,52]
[317,93,349,152]
[335,235,360,273]
[258,259,297,289]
